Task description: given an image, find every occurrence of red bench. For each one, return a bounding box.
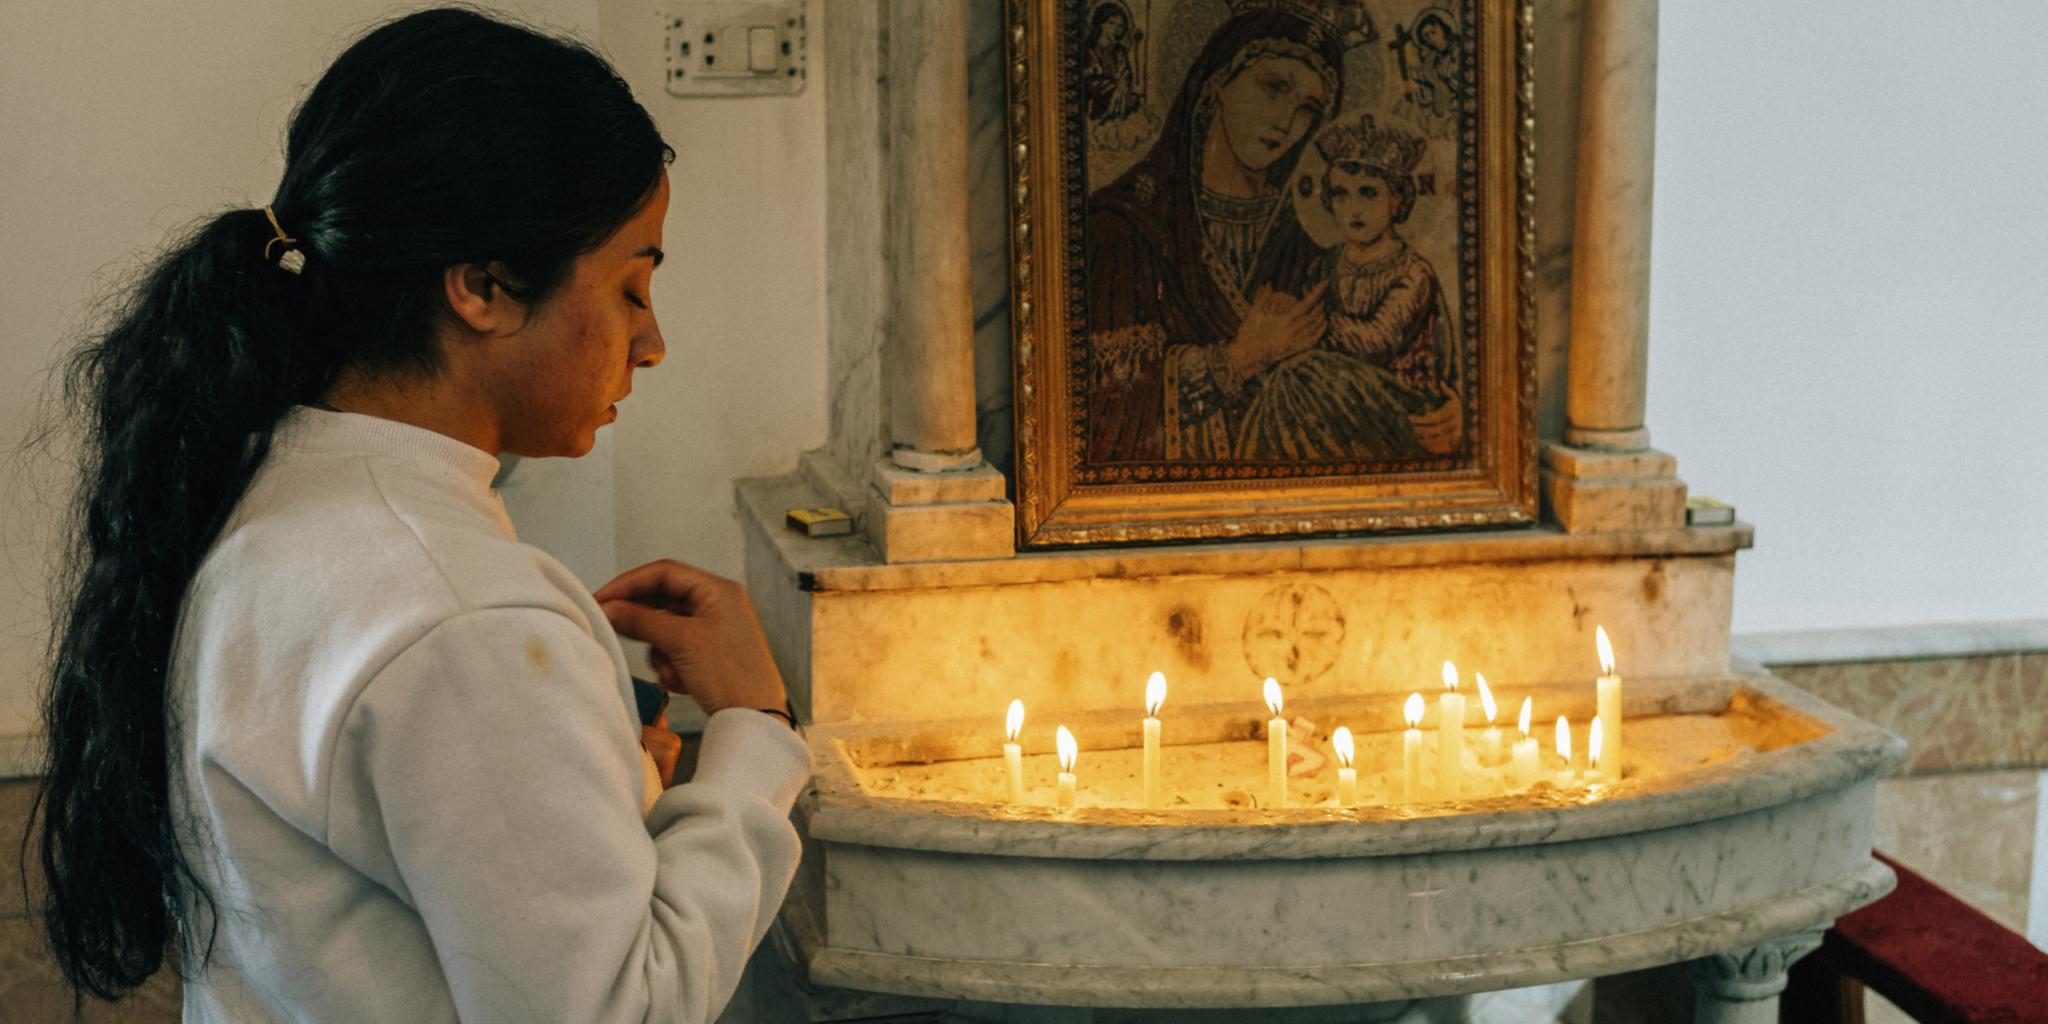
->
[1782,852,2048,1024]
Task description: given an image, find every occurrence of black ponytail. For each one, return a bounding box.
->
[29,6,671,1001]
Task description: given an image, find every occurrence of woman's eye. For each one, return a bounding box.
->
[626,291,648,310]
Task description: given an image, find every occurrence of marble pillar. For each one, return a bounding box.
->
[1564,0,1657,452]
[1545,0,1686,533]
[1684,930,1825,1024]
[884,0,980,472]
[864,0,1014,561]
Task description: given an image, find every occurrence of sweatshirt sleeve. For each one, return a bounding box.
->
[332,606,811,1024]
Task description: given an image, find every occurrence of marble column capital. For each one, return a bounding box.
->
[1684,929,1825,1003]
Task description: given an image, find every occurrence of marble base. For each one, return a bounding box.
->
[728,927,1592,1023]
[862,459,1016,564]
[1563,425,1652,451]
[1542,443,1687,534]
[776,672,1903,1008]
[740,472,1745,723]
[890,445,987,474]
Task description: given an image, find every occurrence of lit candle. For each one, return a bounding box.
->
[1002,698,1026,804]
[1590,715,1606,783]
[1143,671,1166,809]
[1475,673,1502,766]
[1403,693,1424,803]
[1438,661,1464,799]
[1332,726,1357,807]
[1595,626,1623,782]
[1510,697,1539,789]
[1555,715,1578,786]
[1055,725,1078,809]
[1264,677,1287,808]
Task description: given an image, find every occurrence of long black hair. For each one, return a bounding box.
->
[28,6,671,1002]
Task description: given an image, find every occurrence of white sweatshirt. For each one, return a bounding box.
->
[167,407,810,1023]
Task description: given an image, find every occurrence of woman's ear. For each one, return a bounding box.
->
[440,263,525,334]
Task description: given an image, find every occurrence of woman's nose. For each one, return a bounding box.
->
[634,324,665,369]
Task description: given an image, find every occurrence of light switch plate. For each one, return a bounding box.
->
[661,2,807,97]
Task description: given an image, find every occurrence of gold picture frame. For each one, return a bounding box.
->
[1007,0,1536,547]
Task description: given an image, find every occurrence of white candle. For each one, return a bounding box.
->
[1438,661,1464,799]
[1590,715,1607,783]
[1595,626,1623,782]
[1510,697,1539,789]
[1264,677,1287,808]
[1475,672,1502,766]
[1002,698,1025,804]
[1055,724,1077,808]
[1332,726,1357,807]
[1555,715,1578,786]
[1143,671,1166,808]
[1403,693,1424,803]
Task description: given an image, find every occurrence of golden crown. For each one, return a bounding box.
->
[1314,113,1426,173]
[1224,0,1379,50]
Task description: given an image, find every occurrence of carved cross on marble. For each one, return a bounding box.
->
[1409,884,1450,941]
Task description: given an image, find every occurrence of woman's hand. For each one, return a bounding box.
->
[1225,281,1328,383]
[595,559,790,718]
[642,713,682,788]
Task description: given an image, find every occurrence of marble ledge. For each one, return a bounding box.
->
[1735,618,2048,665]
[738,472,1752,594]
[797,671,1907,862]
[783,863,1895,1010]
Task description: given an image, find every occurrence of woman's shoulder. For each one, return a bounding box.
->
[218,443,592,626]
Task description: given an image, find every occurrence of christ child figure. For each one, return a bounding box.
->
[1313,114,1463,454]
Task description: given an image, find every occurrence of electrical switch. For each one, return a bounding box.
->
[660,3,806,97]
[748,27,777,72]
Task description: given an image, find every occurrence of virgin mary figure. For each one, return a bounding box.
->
[1084,4,1358,466]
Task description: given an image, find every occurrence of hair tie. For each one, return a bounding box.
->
[261,206,305,274]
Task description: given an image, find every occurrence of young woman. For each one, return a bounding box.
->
[30,9,809,1022]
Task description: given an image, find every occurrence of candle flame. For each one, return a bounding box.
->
[1332,726,1354,769]
[1555,716,1572,760]
[1404,692,1424,728]
[1590,716,1604,769]
[1476,673,1497,722]
[1005,699,1025,742]
[1056,724,1077,773]
[1145,671,1167,718]
[1517,696,1533,737]
[1440,660,1459,691]
[1596,625,1616,675]
[1263,677,1284,719]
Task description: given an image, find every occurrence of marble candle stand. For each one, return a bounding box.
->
[772,671,1901,1013]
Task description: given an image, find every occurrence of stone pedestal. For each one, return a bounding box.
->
[1542,443,1687,534]
[863,458,1014,564]
[739,470,1745,725]
[1685,931,1826,1024]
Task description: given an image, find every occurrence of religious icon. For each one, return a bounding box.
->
[1007,0,1535,546]
[1388,6,1463,139]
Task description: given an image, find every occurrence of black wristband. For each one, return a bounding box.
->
[756,701,798,731]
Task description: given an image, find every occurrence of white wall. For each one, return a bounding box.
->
[594,0,828,584]
[1650,0,2048,637]
[0,0,827,764]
